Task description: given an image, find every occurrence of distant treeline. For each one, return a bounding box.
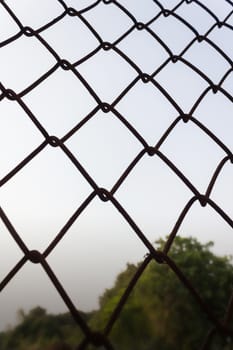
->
[1,237,233,350]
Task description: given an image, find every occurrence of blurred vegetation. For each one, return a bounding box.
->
[0,306,94,350]
[0,237,233,349]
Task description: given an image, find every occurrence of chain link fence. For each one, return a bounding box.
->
[0,0,233,348]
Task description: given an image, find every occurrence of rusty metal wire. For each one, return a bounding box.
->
[0,0,233,349]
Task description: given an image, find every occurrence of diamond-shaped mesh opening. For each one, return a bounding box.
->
[176,2,215,34]
[78,49,136,101]
[23,69,96,137]
[149,13,195,53]
[47,197,146,313]
[66,109,142,187]
[208,25,233,59]
[160,121,226,190]
[83,2,132,42]
[115,155,192,239]
[117,28,169,73]
[116,80,177,145]
[1,147,92,249]
[0,36,55,92]
[183,39,231,82]
[41,14,100,63]
[155,60,208,111]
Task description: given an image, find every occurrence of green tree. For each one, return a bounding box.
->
[1,237,233,350]
[0,307,85,350]
[94,236,233,350]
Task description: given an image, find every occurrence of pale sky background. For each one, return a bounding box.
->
[0,0,232,330]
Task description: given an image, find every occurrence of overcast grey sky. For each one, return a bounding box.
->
[0,0,232,330]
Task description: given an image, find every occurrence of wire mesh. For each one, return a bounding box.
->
[0,0,233,349]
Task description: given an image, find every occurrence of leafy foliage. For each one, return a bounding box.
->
[93,237,233,349]
[0,307,91,350]
[0,237,233,350]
